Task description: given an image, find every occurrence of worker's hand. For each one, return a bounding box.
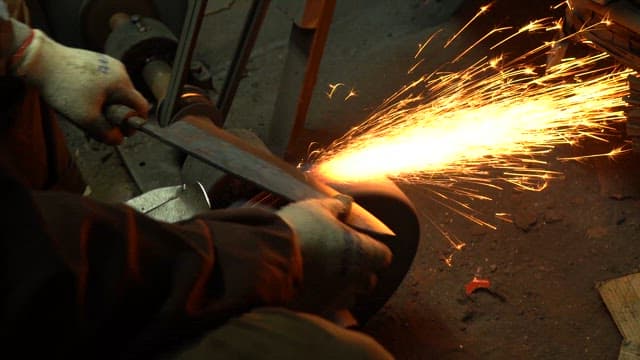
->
[276,198,392,315]
[12,28,149,145]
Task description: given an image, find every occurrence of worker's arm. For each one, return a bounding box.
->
[0,167,392,358]
[0,3,149,145]
[0,1,14,74]
[0,167,302,358]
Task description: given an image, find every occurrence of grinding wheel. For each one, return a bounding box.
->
[80,0,157,50]
[209,174,421,325]
[330,179,420,325]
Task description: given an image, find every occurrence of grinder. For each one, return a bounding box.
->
[80,0,421,326]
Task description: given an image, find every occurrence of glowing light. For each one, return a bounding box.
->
[309,3,634,261]
[326,83,344,99]
[445,2,492,48]
[344,88,359,101]
[311,12,633,195]
[314,55,631,186]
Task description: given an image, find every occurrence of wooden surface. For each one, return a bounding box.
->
[597,273,640,359]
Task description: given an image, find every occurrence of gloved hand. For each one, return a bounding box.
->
[276,198,393,316]
[11,26,149,145]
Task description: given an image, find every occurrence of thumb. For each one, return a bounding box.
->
[107,86,150,118]
[308,198,348,218]
[82,113,125,145]
[351,230,393,271]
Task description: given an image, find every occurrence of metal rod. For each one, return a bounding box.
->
[142,60,173,102]
[159,0,208,127]
[266,0,336,159]
[216,0,272,121]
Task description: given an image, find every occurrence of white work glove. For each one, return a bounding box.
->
[12,28,149,145]
[276,198,393,315]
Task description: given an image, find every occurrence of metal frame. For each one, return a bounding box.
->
[266,0,336,158]
[158,0,208,126]
[217,0,272,120]
[159,0,336,158]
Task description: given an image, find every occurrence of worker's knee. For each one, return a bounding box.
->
[175,307,394,360]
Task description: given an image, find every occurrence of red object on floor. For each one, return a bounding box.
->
[465,277,491,295]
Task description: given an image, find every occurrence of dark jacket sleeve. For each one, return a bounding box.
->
[0,168,302,358]
[0,0,13,74]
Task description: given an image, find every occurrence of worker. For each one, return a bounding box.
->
[0,1,395,359]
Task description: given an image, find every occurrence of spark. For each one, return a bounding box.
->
[495,213,513,223]
[557,146,632,161]
[489,55,503,68]
[415,29,443,58]
[313,58,631,184]
[490,18,553,50]
[310,2,634,252]
[452,26,512,63]
[326,82,344,99]
[442,253,454,267]
[344,88,359,101]
[445,3,492,48]
[311,9,633,195]
[408,59,425,74]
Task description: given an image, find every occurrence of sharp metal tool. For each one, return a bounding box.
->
[106,105,395,237]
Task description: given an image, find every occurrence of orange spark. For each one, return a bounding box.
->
[326,82,344,99]
[557,146,632,161]
[344,88,358,101]
[445,3,493,48]
[408,59,425,74]
[312,53,632,189]
[490,18,553,50]
[311,2,633,250]
[452,26,512,63]
[415,29,443,58]
[553,1,568,10]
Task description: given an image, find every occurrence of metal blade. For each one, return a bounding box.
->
[137,115,395,236]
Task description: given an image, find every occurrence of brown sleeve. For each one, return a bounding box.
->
[0,1,13,74]
[0,169,302,358]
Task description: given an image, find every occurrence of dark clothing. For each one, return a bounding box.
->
[1,0,81,191]
[1,5,302,357]
[0,5,391,359]
[1,166,302,358]
[0,84,85,191]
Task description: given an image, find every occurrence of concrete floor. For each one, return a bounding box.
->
[59,0,640,358]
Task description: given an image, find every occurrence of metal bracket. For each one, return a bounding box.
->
[266,0,336,158]
[158,0,208,127]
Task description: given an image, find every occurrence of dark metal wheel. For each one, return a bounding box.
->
[329,179,420,325]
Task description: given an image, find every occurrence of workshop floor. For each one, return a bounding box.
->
[61,0,640,358]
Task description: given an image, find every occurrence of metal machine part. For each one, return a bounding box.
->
[158,0,207,126]
[240,177,419,326]
[267,0,336,159]
[125,176,419,326]
[125,182,211,223]
[216,0,271,120]
[106,105,395,237]
[81,0,158,50]
[328,178,420,325]
[105,14,177,100]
